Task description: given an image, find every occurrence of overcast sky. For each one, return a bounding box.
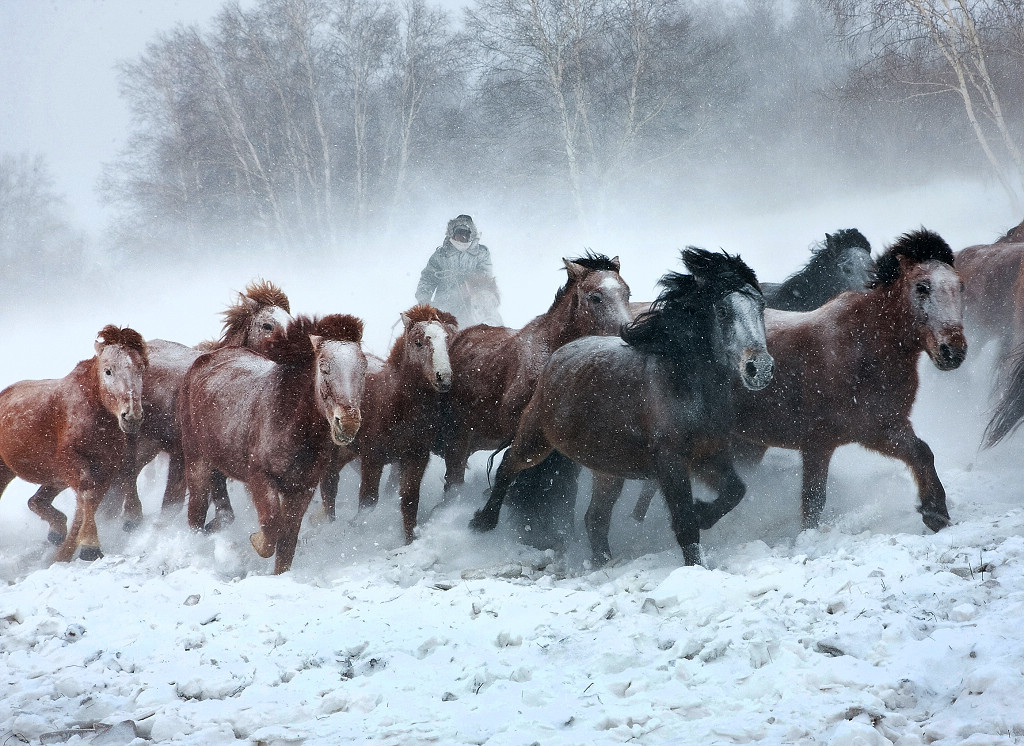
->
[1,1,231,230]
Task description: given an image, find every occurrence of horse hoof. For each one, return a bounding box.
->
[250,531,275,558]
[122,518,141,533]
[47,531,67,546]
[79,546,103,562]
[921,510,952,533]
[204,512,235,534]
[468,510,497,533]
[682,543,703,567]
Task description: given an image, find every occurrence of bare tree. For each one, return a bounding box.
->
[826,0,1024,210]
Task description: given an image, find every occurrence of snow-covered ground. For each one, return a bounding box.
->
[2,181,1024,745]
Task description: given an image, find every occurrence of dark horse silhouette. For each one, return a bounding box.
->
[320,305,459,543]
[179,314,367,574]
[436,253,632,498]
[761,228,874,310]
[469,249,773,566]
[730,229,965,532]
[106,279,293,532]
[0,326,148,561]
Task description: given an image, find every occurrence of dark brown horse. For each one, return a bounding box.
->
[730,229,966,533]
[0,326,148,561]
[107,280,293,532]
[471,249,773,566]
[320,305,459,542]
[437,253,633,495]
[179,314,366,574]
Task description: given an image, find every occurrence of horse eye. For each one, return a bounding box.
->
[105,368,113,376]
[589,294,603,304]
[262,322,274,331]
[716,306,729,319]
[916,282,931,296]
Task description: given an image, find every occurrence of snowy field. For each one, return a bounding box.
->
[2,180,1024,745]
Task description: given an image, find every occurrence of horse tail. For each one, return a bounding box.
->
[984,344,1024,447]
[485,437,515,485]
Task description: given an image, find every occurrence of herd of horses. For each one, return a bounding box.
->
[1,219,1024,574]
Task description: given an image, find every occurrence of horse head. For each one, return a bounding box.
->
[823,228,874,294]
[396,305,458,393]
[93,325,148,434]
[559,253,632,338]
[683,248,774,390]
[311,314,367,446]
[876,229,967,371]
[220,279,293,351]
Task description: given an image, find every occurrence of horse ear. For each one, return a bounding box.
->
[401,312,412,330]
[563,258,586,282]
[309,334,323,351]
[94,338,105,356]
[610,256,620,272]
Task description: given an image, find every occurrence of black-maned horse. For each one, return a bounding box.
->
[761,228,874,311]
[470,248,773,566]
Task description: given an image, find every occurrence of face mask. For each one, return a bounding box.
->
[451,237,471,251]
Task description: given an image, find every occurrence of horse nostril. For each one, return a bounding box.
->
[745,361,758,378]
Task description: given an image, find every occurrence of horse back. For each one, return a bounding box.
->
[143,339,202,448]
[957,242,1024,341]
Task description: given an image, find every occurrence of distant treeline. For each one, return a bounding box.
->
[56,0,1024,255]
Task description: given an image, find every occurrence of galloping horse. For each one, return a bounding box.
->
[953,217,1024,392]
[731,229,966,533]
[0,326,148,561]
[470,249,774,566]
[761,228,874,310]
[437,253,632,495]
[320,305,458,543]
[179,315,366,574]
[106,280,293,531]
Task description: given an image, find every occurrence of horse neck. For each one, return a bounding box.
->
[851,283,923,372]
[533,285,588,350]
[271,360,323,436]
[779,263,832,304]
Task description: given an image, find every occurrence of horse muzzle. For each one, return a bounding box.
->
[740,350,774,391]
[331,409,361,446]
[434,371,452,393]
[931,331,967,371]
[119,410,143,435]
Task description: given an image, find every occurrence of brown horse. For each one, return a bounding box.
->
[437,253,633,495]
[179,314,366,574]
[0,326,148,561]
[470,249,773,566]
[730,229,966,533]
[954,217,1024,390]
[105,280,293,532]
[320,305,458,542]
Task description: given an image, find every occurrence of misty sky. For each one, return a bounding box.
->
[0,0,467,233]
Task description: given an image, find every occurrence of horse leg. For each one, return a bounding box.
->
[273,488,315,574]
[584,473,626,566]
[54,487,104,562]
[864,429,951,532]
[206,471,235,533]
[25,485,69,545]
[359,458,385,512]
[185,458,214,532]
[469,430,553,533]
[800,447,835,529]
[691,452,747,530]
[320,447,341,521]
[631,481,659,523]
[159,450,187,521]
[398,455,430,544]
[654,458,702,566]
[442,430,473,494]
[248,475,282,559]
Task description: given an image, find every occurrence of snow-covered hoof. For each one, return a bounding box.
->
[79,546,103,562]
[250,531,275,558]
[47,530,67,546]
[920,508,952,533]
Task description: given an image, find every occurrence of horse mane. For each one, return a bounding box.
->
[621,248,758,357]
[217,279,291,344]
[996,218,1024,244]
[547,251,620,312]
[386,305,457,366]
[262,314,363,367]
[819,228,871,257]
[870,228,954,288]
[96,324,149,367]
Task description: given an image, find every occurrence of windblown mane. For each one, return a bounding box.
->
[870,228,954,288]
[314,313,363,343]
[819,228,871,257]
[622,248,759,357]
[547,251,620,311]
[218,279,291,344]
[96,324,149,366]
[386,305,457,366]
[262,314,362,367]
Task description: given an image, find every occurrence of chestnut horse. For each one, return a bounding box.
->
[437,253,632,496]
[470,249,774,566]
[107,280,294,532]
[953,217,1024,392]
[320,305,459,542]
[179,314,367,574]
[729,229,966,533]
[0,326,148,561]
